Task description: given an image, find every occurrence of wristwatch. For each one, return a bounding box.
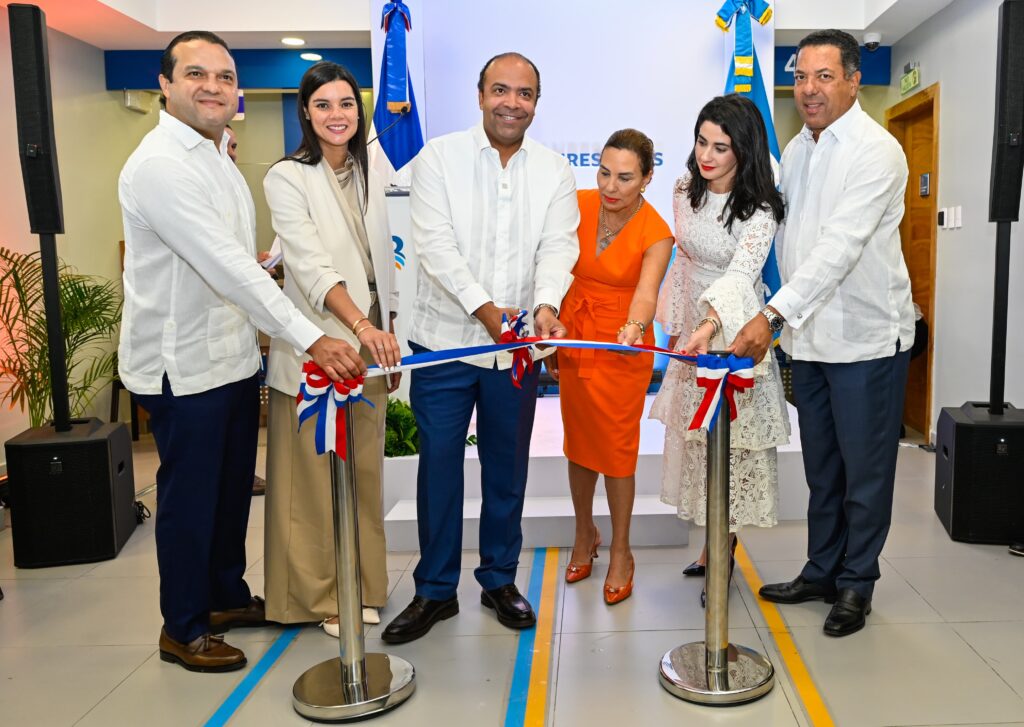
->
[760,306,785,333]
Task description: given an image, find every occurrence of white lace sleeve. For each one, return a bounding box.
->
[656,244,687,335]
[700,207,778,373]
[655,185,691,335]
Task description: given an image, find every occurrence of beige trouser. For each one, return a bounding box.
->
[263,375,389,623]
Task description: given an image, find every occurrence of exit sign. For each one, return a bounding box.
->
[901,66,921,95]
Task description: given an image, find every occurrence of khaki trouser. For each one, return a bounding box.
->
[263,375,389,623]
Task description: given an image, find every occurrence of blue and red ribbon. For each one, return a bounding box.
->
[296,361,374,458]
[688,354,755,432]
[296,313,755,445]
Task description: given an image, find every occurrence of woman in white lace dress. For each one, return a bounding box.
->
[650,95,790,599]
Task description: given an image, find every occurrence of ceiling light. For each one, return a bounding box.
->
[300,52,322,62]
[281,37,305,47]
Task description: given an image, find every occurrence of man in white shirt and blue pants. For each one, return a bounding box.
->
[731,29,914,637]
[382,53,579,643]
[119,31,365,671]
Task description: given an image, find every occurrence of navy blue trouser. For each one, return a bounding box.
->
[135,374,257,643]
[409,343,540,600]
[792,344,911,599]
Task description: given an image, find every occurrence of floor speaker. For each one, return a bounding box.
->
[5,418,136,567]
[934,402,1024,543]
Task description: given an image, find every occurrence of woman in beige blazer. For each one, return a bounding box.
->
[263,62,400,632]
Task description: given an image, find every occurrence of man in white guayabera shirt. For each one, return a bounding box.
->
[730,29,913,638]
[382,52,580,644]
[118,30,365,673]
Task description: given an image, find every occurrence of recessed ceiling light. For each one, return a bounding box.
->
[300,52,322,61]
[281,37,305,47]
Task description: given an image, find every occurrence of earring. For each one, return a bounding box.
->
[640,185,646,193]
[304,113,310,120]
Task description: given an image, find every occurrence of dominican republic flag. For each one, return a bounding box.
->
[371,1,424,173]
[717,0,783,305]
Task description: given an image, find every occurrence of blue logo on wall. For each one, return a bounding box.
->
[562,151,664,168]
[393,235,406,270]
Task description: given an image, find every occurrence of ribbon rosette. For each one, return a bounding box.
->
[688,353,755,432]
[498,311,535,389]
[296,361,374,459]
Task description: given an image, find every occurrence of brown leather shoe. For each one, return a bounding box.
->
[252,475,266,496]
[209,595,269,633]
[159,628,246,673]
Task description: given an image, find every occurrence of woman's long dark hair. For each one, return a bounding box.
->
[684,94,784,232]
[283,61,369,210]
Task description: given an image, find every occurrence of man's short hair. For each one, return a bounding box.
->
[476,52,541,99]
[160,30,232,81]
[797,29,861,78]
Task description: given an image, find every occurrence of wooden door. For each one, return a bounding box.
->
[886,84,938,440]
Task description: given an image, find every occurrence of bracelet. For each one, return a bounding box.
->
[349,316,370,333]
[533,303,558,318]
[694,317,720,340]
[618,319,646,336]
[353,321,375,337]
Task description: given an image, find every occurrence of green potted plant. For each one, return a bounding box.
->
[0,246,122,426]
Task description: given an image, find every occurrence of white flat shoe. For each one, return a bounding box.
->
[319,608,380,637]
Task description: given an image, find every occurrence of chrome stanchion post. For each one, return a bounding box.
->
[659,351,775,705]
[293,399,415,721]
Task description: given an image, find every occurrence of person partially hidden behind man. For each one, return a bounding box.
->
[118,30,366,672]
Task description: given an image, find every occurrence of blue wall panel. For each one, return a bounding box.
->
[105,48,372,90]
[775,45,891,86]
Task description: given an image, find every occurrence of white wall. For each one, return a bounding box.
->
[416,0,773,227]
[889,0,1024,434]
[0,10,159,463]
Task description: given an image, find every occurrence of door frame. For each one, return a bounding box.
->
[885,83,939,441]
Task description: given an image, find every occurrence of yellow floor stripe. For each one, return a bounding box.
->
[734,540,835,727]
[524,547,560,725]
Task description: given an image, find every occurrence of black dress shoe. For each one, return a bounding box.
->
[381,595,459,644]
[682,561,705,577]
[481,584,536,629]
[1009,542,1024,557]
[759,575,838,604]
[823,589,871,637]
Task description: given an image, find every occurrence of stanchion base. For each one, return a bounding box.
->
[659,642,774,706]
[293,652,415,722]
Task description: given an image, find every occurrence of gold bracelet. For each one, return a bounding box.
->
[694,317,720,340]
[349,316,370,333]
[353,321,375,337]
[618,319,646,336]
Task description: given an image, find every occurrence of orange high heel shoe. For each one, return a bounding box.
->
[565,530,602,583]
[603,555,635,605]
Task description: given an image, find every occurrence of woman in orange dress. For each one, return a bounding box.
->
[551,129,673,604]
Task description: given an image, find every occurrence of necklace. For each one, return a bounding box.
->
[598,197,644,253]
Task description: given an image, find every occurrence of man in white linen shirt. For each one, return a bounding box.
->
[731,29,913,637]
[382,52,579,644]
[119,31,365,672]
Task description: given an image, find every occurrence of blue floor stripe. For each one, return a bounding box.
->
[204,625,302,727]
[504,547,548,727]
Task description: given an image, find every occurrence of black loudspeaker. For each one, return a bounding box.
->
[8,3,64,234]
[5,418,136,567]
[934,403,1024,543]
[989,0,1024,222]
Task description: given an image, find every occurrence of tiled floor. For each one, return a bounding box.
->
[1,441,1023,726]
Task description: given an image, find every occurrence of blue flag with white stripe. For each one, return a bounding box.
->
[372,1,424,171]
[717,0,783,301]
